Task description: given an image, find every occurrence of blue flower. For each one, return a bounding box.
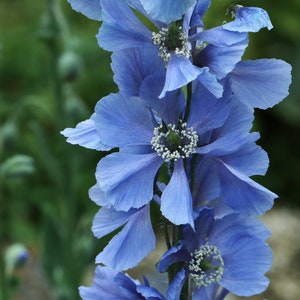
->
[158,208,272,300]
[79,265,166,300]
[98,0,271,97]
[89,184,156,270]
[92,81,273,227]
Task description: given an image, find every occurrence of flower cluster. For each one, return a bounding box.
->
[62,0,291,299]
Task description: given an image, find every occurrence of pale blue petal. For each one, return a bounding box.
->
[223,6,273,33]
[160,160,194,227]
[228,59,292,109]
[89,183,110,207]
[94,93,154,147]
[159,55,202,98]
[61,117,111,151]
[140,0,196,23]
[97,0,152,51]
[190,0,212,28]
[96,205,156,270]
[97,153,163,210]
[67,0,102,21]
[92,207,136,238]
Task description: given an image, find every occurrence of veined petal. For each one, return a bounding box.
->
[67,0,102,21]
[228,59,292,109]
[218,162,277,215]
[97,0,152,51]
[92,207,137,239]
[188,85,230,135]
[140,0,196,23]
[196,39,248,79]
[160,160,194,227]
[94,93,154,147]
[89,183,110,207]
[112,48,164,97]
[190,27,247,47]
[159,55,201,98]
[223,6,273,33]
[97,152,163,210]
[220,236,272,296]
[61,117,111,151]
[190,0,212,28]
[196,68,223,98]
[95,205,156,270]
[167,269,188,300]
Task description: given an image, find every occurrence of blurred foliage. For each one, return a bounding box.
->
[0,0,299,299]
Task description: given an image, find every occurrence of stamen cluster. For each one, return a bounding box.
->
[152,26,190,64]
[188,244,224,288]
[151,121,198,162]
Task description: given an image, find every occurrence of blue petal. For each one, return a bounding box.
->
[190,27,247,47]
[196,67,223,98]
[67,0,102,21]
[136,284,165,299]
[196,39,248,79]
[79,266,125,299]
[187,84,230,134]
[112,48,165,97]
[159,55,202,98]
[97,0,152,51]
[220,236,272,296]
[96,205,156,270]
[223,6,273,33]
[190,0,212,28]
[61,117,111,151]
[167,268,188,300]
[92,207,137,238]
[94,93,154,147]
[160,160,194,227]
[228,59,292,109]
[89,183,110,207]
[97,152,163,210]
[140,0,196,23]
[193,284,220,300]
[158,243,189,272]
[218,162,277,215]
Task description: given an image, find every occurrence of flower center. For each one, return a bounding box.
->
[152,23,190,64]
[151,121,198,162]
[188,244,224,288]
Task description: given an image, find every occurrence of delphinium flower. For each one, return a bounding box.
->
[98,0,273,98]
[91,83,276,228]
[158,208,272,300]
[79,265,166,300]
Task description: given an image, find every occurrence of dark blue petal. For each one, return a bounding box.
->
[167,268,188,300]
[190,0,212,28]
[228,59,292,109]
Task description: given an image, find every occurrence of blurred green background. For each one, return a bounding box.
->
[0,0,299,299]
